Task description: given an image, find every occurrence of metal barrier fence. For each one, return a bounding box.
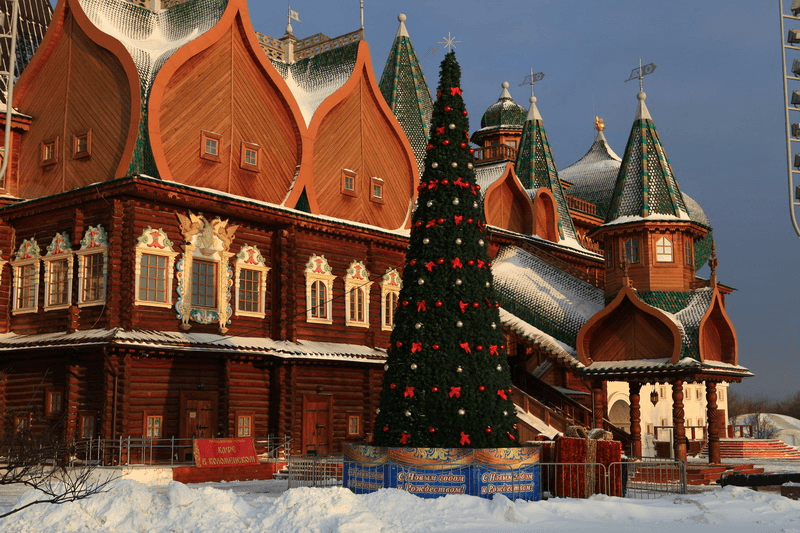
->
[287,455,344,488]
[288,455,686,499]
[537,458,685,499]
[68,434,292,467]
[289,455,686,498]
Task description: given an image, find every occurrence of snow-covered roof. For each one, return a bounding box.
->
[0,328,387,363]
[474,161,507,194]
[79,0,226,92]
[270,42,359,126]
[492,246,604,348]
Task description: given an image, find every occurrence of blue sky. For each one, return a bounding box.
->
[48,1,799,399]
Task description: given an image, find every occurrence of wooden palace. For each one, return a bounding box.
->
[0,0,749,464]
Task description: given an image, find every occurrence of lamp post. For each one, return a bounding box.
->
[779,0,800,236]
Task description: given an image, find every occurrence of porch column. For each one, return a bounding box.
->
[592,381,605,429]
[629,381,643,457]
[671,380,687,462]
[706,381,721,464]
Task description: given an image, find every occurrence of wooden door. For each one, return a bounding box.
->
[302,394,332,455]
[179,391,218,461]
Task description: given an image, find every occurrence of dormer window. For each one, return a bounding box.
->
[370,177,384,203]
[240,142,260,172]
[200,131,222,162]
[341,169,357,197]
[41,138,58,166]
[655,236,673,263]
[73,130,92,159]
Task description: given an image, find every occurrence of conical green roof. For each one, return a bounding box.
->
[479,82,527,129]
[605,92,689,223]
[515,95,578,244]
[379,14,434,176]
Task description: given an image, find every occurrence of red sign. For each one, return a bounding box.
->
[193,438,259,468]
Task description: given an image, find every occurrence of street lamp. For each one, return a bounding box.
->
[780,0,800,236]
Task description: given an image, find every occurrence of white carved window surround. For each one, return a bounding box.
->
[43,233,74,311]
[380,268,402,331]
[76,225,108,307]
[235,244,270,318]
[345,260,372,328]
[134,226,178,308]
[305,254,335,324]
[175,212,238,334]
[11,238,41,314]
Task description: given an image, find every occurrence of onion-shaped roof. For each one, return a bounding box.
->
[479,81,527,129]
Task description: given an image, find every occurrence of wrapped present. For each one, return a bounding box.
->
[543,429,623,498]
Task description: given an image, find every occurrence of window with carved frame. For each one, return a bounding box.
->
[76,226,108,307]
[43,233,74,311]
[381,268,401,331]
[344,261,371,327]
[235,245,269,318]
[135,227,178,308]
[305,254,335,324]
[11,238,41,314]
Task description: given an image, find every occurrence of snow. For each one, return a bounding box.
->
[2,476,800,532]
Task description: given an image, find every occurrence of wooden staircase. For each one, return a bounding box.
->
[512,383,630,446]
[697,439,800,460]
[686,463,765,486]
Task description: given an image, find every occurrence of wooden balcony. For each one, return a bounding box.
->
[473,144,517,164]
[566,195,598,216]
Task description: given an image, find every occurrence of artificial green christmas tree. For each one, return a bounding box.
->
[374,51,519,448]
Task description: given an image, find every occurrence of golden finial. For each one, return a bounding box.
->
[595,116,605,132]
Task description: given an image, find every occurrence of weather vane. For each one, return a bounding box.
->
[439,32,460,51]
[625,58,656,92]
[519,68,545,98]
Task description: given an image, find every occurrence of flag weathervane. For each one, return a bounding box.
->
[439,32,460,52]
[625,58,656,92]
[287,4,301,33]
[519,67,545,98]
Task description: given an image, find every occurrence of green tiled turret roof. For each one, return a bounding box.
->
[515,95,579,244]
[479,82,527,129]
[605,91,689,223]
[379,14,434,176]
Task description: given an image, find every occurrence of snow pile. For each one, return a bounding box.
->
[3,478,800,532]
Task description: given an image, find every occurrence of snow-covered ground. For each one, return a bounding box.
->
[0,462,799,533]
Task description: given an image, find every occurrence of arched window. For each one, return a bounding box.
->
[624,238,640,264]
[381,269,401,331]
[345,261,372,327]
[655,236,673,262]
[310,279,328,319]
[305,255,335,324]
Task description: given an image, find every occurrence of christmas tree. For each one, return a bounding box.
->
[374,51,519,448]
